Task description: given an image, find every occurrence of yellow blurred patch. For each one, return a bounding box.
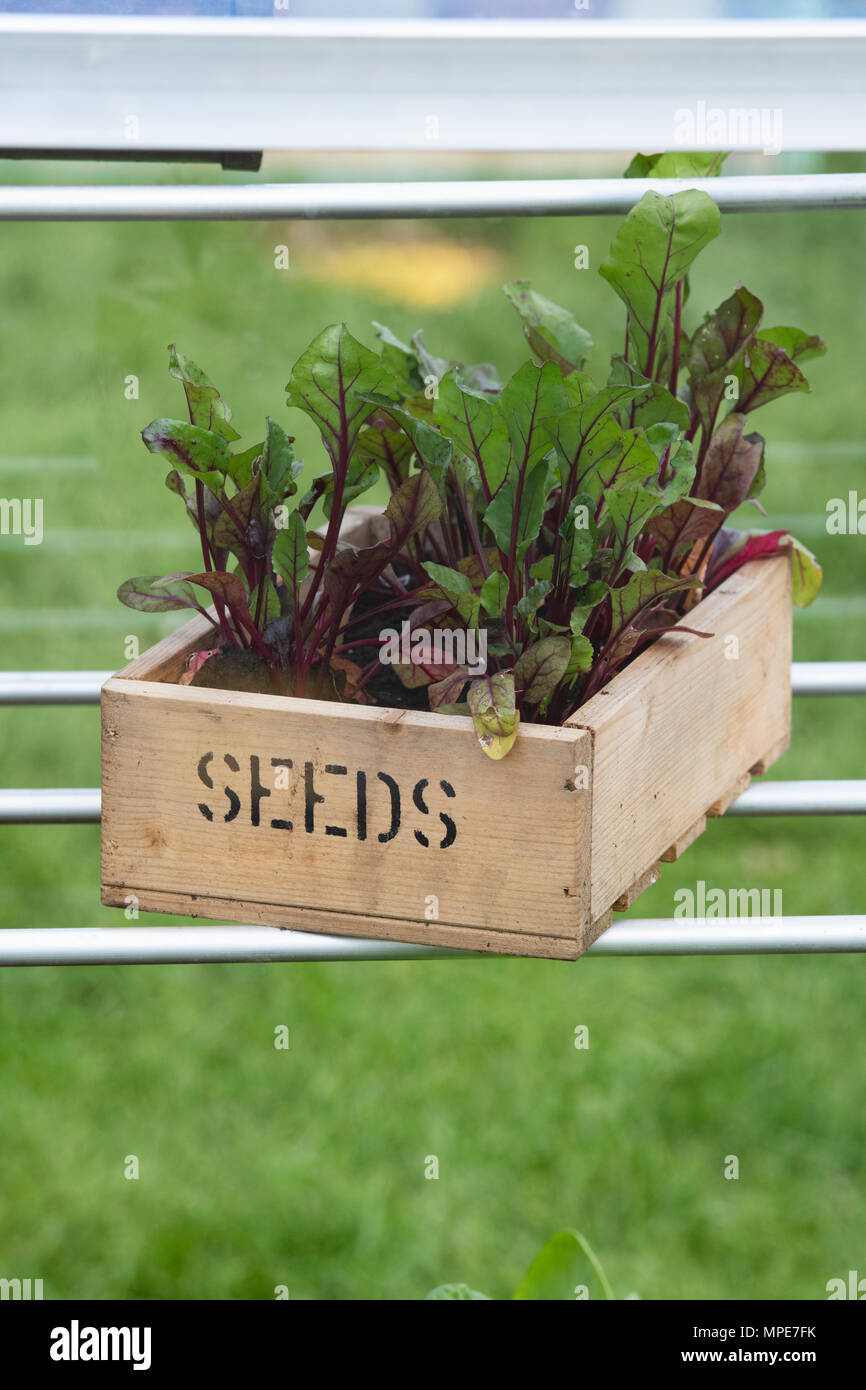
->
[304,237,503,309]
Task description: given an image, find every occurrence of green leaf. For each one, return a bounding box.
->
[372,320,424,394]
[423,562,472,601]
[606,357,691,433]
[424,1284,491,1301]
[384,468,442,549]
[647,495,724,563]
[687,286,763,438]
[355,390,453,490]
[512,1229,615,1302]
[253,574,282,625]
[184,570,256,637]
[117,574,203,614]
[504,280,593,373]
[786,534,822,606]
[598,570,700,679]
[604,485,667,576]
[321,455,380,520]
[423,562,480,627]
[517,579,551,626]
[480,570,509,618]
[738,334,812,414]
[563,633,594,686]
[529,554,554,582]
[211,471,264,558]
[599,190,721,379]
[168,343,240,442]
[227,441,265,492]
[427,667,473,711]
[467,672,519,760]
[696,413,765,512]
[142,419,232,490]
[513,636,572,704]
[596,429,660,498]
[759,326,826,365]
[547,384,649,501]
[433,370,511,500]
[483,454,553,559]
[285,323,393,462]
[272,510,310,595]
[261,417,301,505]
[624,151,728,180]
[498,359,566,473]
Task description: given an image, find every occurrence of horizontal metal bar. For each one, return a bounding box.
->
[791,662,866,696]
[1,174,865,223]
[2,662,865,706]
[0,789,101,824]
[2,18,866,154]
[2,782,865,826]
[0,671,112,705]
[727,781,866,817]
[589,916,866,958]
[0,917,864,966]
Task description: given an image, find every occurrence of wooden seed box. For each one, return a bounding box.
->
[101,538,792,960]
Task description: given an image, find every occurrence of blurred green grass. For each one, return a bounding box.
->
[0,155,864,1300]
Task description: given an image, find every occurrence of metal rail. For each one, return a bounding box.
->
[1,175,865,223]
[3,782,865,826]
[1,918,864,967]
[2,663,864,706]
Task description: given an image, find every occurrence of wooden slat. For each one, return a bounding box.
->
[661,815,706,864]
[750,732,791,776]
[98,888,604,961]
[707,771,752,818]
[612,862,660,912]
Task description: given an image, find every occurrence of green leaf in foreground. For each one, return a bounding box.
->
[504,280,593,373]
[424,1283,491,1301]
[787,534,823,606]
[467,672,519,760]
[512,1228,615,1301]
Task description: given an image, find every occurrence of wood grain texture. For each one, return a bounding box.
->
[567,556,792,920]
[707,771,752,818]
[102,677,593,941]
[613,862,660,912]
[750,732,791,776]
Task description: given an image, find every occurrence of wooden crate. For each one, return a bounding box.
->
[101,550,792,960]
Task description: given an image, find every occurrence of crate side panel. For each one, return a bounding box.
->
[101,683,592,938]
[571,558,792,920]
